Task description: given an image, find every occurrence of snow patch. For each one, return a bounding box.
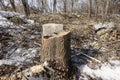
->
[0,48,39,66]
[0,20,13,27]
[26,19,35,24]
[0,15,7,20]
[0,10,35,25]
[79,60,120,80]
[94,22,115,31]
[0,10,23,18]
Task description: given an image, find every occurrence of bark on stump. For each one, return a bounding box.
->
[41,23,72,80]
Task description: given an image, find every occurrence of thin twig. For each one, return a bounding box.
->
[34,41,41,47]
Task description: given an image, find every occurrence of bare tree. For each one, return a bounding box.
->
[21,0,30,16]
[88,0,92,18]
[37,0,42,12]
[101,0,106,22]
[100,0,110,22]
[94,0,98,20]
[64,0,67,12]
[41,0,49,13]
[71,0,74,12]
[40,0,44,12]
[53,0,57,12]
[41,0,45,12]
[9,0,16,12]
[104,0,110,20]
[111,0,119,14]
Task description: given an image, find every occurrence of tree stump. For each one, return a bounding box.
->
[41,23,72,80]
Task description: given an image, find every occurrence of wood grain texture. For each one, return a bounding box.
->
[42,23,63,36]
[41,23,74,80]
[41,31,71,67]
[41,31,71,80]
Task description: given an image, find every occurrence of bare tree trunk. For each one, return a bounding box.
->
[88,0,92,18]
[53,0,57,12]
[42,0,48,13]
[9,0,16,12]
[71,0,74,12]
[105,0,110,21]
[37,0,43,12]
[21,0,30,16]
[112,0,119,14]
[101,0,110,22]
[64,0,67,12]
[101,0,105,23]
[94,0,98,20]
[41,0,44,12]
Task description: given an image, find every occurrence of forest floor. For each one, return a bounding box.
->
[0,12,120,80]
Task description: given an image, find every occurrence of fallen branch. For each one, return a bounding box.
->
[81,53,101,63]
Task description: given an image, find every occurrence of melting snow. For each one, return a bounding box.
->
[0,10,35,25]
[27,19,35,24]
[0,48,39,66]
[94,22,115,31]
[79,60,120,80]
[0,11,39,67]
[0,15,7,20]
[0,10,23,18]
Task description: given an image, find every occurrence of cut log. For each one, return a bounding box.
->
[41,23,72,80]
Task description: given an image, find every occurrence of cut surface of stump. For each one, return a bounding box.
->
[42,23,63,37]
[41,23,72,80]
